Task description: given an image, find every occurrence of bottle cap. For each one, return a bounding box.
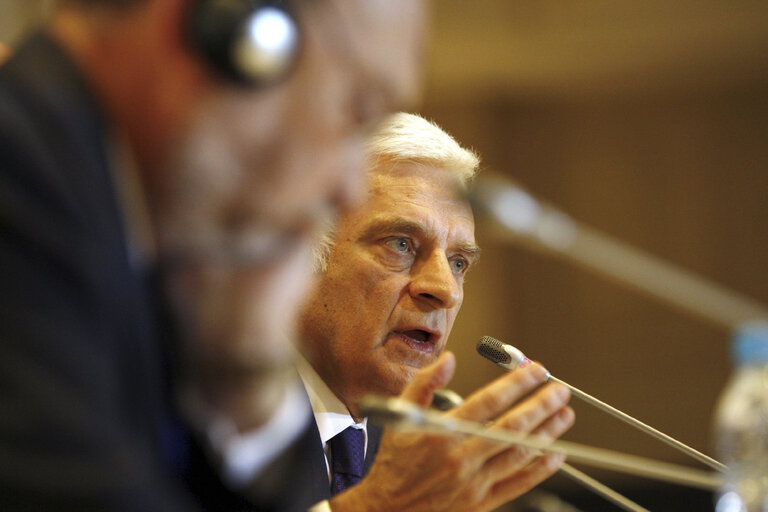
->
[732,321,768,365]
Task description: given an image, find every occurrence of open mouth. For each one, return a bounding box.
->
[402,329,432,343]
[391,328,439,357]
[399,329,433,344]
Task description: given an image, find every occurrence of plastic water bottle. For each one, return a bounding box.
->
[713,323,768,512]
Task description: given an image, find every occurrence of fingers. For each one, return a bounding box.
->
[472,407,573,511]
[529,405,575,441]
[479,405,575,479]
[450,363,549,423]
[455,378,572,468]
[399,351,456,408]
[492,381,571,433]
[479,452,567,511]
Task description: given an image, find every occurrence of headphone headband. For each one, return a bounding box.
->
[188,0,301,86]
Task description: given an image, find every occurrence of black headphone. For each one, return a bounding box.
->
[187,0,301,86]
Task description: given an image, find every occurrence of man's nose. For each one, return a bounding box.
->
[409,250,461,310]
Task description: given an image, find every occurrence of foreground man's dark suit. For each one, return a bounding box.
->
[190,391,383,512]
[0,31,380,512]
[0,34,199,511]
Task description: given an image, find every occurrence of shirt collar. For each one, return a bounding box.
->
[296,356,367,446]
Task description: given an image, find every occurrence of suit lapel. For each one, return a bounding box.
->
[364,423,383,476]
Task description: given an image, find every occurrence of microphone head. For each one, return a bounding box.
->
[477,336,527,370]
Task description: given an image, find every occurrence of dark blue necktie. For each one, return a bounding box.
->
[329,426,365,495]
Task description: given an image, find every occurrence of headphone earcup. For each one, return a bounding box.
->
[188,0,300,86]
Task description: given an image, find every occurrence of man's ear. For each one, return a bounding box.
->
[151,0,197,66]
[0,42,11,65]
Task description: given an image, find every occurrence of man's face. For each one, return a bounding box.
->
[300,162,478,413]
[157,0,426,408]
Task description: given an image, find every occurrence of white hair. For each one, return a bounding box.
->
[365,112,480,185]
[313,112,480,272]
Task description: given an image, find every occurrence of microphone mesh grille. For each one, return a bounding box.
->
[476,336,511,364]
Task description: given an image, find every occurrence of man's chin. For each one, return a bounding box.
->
[380,363,425,397]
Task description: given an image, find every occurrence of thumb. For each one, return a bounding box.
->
[399,351,456,408]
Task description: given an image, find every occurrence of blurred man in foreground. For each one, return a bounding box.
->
[0,0,425,510]
[294,113,575,512]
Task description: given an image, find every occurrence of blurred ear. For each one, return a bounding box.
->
[0,42,11,64]
[150,0,194,60]
[146,0,216,104]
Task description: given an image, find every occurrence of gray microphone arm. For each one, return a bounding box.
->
[477,336,726,472]
[469,173,768,329]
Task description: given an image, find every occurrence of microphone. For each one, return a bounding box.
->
[477,336,727,472]
[469,173,768,329]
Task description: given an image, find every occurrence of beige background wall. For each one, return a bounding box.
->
[0,0,52,45]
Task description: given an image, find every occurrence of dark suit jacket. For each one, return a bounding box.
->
[0,33,197,511]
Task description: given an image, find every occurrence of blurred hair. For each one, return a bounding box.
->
[313,112,480,272]
[58,0,307,11]
[57,0,146,8]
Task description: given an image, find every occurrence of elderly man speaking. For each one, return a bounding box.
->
[295,113,575,512]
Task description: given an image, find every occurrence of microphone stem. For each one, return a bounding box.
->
[560,463,650,512]
[549,375,726,472]
[364,396,722,491]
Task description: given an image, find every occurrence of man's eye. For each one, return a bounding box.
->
[450,258,468,274]
[384,238,412,253]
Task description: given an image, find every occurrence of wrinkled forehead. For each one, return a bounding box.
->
[370,161,470,204]
[362,164,475,236]
[306,0,427,108]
